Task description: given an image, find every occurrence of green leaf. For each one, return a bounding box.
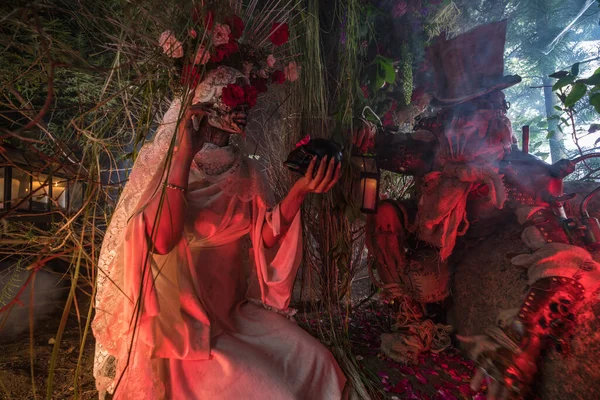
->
[578,74,600,86]
[563,82,587,108]
[571,62,580,77]
[553,105,563,112]
[548,115,560,120]
[590,93,600,113]
[549,71,569,79]
[547,130,555,139]
[535,152,550,159]
[375,56,396,84]
[552,76,575,91]
[560,117,569,125]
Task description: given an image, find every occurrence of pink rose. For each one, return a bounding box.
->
[158,30,183,58]
[212,23,231,46]
[284,61,300,82]
[189,29,197,39]
[267,54,276,68]
[193,46,210,65]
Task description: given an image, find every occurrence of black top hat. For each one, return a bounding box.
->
[429,20,522,108]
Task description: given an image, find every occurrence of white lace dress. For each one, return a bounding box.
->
[98,142,346,399]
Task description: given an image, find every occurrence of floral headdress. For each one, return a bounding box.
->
[157,0,301,110]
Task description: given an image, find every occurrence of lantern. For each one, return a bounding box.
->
[352,153,380,214]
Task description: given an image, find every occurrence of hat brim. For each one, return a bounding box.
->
[431,75,522,108]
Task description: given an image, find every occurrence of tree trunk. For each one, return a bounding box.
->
[543,77,566,162]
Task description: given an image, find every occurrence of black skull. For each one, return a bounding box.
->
[284,138,343,175]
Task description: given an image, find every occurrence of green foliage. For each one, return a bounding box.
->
[564,82,587,107]
[548,64,600,147]
[550,65,600,109]
[354,0,460,123]
[372,55,396,92]
[590,92,600,113]
[456,0,600,162]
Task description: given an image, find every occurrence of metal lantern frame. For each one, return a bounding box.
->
[352,152,380,214]
[352,107,382,214]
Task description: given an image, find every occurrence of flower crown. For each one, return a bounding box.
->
[157,2,300,110]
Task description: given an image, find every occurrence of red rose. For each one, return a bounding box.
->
[244,86,259,108]
[271,70,285,84]
[251,77,268,93]
[192,9,214,29]
[269,23,289,46]
[181,64,202,88]
[210,41,239,62]
[222,84,245,108]
[225,15,244,39]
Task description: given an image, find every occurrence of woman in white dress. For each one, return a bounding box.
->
[91,62,347,399]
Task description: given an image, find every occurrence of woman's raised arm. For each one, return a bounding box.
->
[142,107,206,255]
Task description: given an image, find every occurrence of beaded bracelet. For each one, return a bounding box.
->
[165,183,187,192]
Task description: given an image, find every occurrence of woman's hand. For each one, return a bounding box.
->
[293,155,342,197]
[178,104,208,155]
[262,155,342,248]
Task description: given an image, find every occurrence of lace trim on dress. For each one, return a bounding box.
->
[191,142,273,205]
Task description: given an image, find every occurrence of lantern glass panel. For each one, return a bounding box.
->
[360,177,378,212]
